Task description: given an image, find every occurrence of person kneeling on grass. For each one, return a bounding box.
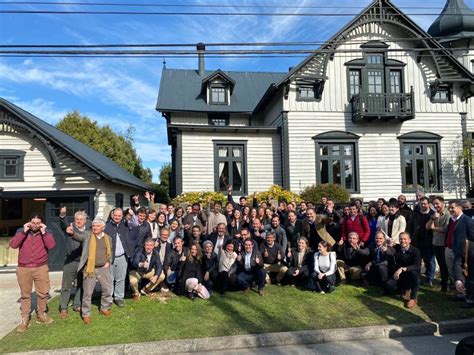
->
[129,238,163,301]
[71,217,113,324]
[285,237,312,287]
[385,232,421,309]
[175,243,210,300]
[309,241,337,293]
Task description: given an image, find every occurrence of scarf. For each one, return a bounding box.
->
[85,233,111,278]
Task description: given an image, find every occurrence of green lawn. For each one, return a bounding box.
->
[1,284,473,353]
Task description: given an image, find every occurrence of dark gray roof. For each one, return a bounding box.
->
[0,98,148,191]
[156,68,286,113]
[428,0,474,41]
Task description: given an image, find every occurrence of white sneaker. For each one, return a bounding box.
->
[161,287,170,293]
[320,291,325,294]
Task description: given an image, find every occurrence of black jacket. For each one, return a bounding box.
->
[259,242,285,265]
[236,249,264,272]
[287,248,313,277]
[393,245,421,273]
[131,248,162,276]
[176,258,203,295]
[336,242,369,267]
[105,220,137,261]
[59,215,89,262]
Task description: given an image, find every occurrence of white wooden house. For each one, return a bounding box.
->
[157,0,474,201]
[0,98,148,269]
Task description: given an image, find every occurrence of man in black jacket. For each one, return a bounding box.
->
[336,232,368,281]
[105,208,137,307]
[386,232,421,309]
[129,238,163,301]
[285,211,303,248]
[236,239,266,296]
[364,231,395,286]
[129,207,152,247]
[260,232,287,284]
[58,207,90,318]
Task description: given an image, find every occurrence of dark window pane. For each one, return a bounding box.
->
[405,158,413,188]
[332,160,341,185]
[415,145,424,155]
[232,162,243,191]
[320,160,329,183]
[344,159,353,190]
[219,162,229,191]
[4,158,18,177]
[416,159,425,189]
[320,145,329,156]
[298,85,314,99]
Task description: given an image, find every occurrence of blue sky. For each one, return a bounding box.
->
[0,0,469,182]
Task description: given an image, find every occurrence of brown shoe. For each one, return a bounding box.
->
[100,309,112,316]
[36,313,54,324]
[59,310,68,319]
[133,294,140,302]
[401,290,411,301]
[82,316,91,325]
[258,289,265,297]
[406,299,417,309]
[16,318,30,333]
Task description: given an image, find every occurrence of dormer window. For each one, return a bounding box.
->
[201,69,236,106]
[296,80,324,101]
[210,85,227,104]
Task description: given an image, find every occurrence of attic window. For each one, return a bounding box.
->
[0,150,25,181]
[430,84,453,103]
[210,85,228,105]
[296,81,324,101]
[208,113,229,126]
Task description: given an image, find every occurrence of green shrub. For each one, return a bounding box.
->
[253,185,302,205]
[299,184,350,204]
[172,191,226,206]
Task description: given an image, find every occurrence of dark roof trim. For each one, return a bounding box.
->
[312,130,361,140]
[202,69,236,94]
[397,131,443,140]
[253,84,278,114]
[0,189,96,198]
[168,124,279,133]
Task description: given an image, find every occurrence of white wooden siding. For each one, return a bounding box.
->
[287,111,465,200]
[181,131,282,193]
[94,182,139,219]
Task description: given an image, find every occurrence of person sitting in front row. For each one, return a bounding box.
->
[129,238,163,300]
[236,239,266,296]
[385,232,421,309]
[309,241,337,293]
[175,243,210,300]
[336,232,368,282]
[260,231,287,285]
[364,231,395,286]
[286,237,312,287]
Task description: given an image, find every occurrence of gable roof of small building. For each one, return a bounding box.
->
[0,98,148,191]
[156,68,286,114]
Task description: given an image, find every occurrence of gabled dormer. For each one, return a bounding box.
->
[201,70,236,105]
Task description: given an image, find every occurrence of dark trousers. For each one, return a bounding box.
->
[60,260,82,311]
[419,246,436,281]
[203,270,219,293]
[433,245,449,287]
[309,273,336,293]
[218,271,235,294]
[286,267,309,286]
[399,270,420,299]
[367,263,390,284]
[236,268,266,291]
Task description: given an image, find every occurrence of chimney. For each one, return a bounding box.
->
[197,42,205,77]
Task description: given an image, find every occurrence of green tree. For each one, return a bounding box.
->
[56,111,152,183]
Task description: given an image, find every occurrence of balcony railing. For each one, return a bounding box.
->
[351,88,415,122]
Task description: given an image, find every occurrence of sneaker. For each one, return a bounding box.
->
[59,310,68,319]
[320,291,326,294]
[406,299,417,309]
[36,313,54,324]
[160,286,170,293]
[100,309,112,316]
[16,318,30,333]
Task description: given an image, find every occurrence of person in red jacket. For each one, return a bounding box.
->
[341,203,370,245]
[9,213,56,333]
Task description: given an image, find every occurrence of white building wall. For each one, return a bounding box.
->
[181,131,282,193]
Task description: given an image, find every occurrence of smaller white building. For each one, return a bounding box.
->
[0,98,148,269]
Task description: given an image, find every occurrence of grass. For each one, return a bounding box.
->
[1,283,473,353]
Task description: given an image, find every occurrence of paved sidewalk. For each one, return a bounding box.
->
[0,270,63,339]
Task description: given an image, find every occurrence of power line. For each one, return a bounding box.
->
[0,9,469,16]
[0,1,451,10]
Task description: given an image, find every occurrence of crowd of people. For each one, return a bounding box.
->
[9,189,474,331]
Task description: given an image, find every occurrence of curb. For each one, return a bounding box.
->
[13,318,474,354]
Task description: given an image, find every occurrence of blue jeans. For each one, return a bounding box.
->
[236,268,266,290]
[419,246,435,282]
[111,255,128,300]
